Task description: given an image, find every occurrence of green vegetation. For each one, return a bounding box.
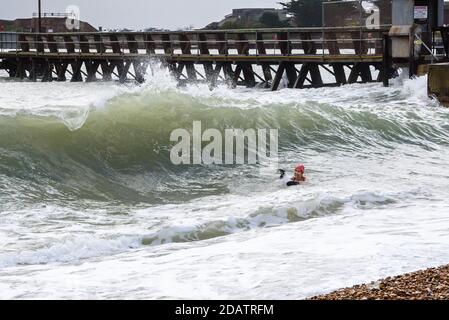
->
[217,13,289,30]
[259,12,290,28]
[280,0,324,27]
[219,20,262,30]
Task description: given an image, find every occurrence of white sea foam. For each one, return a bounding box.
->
[1,73,449,299]
[0,235,141,268]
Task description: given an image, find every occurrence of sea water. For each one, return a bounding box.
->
[0,68,449,299]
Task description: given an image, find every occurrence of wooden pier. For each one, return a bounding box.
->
[0,26,427,90]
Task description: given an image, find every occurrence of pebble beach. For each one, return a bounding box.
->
[311,265,449,300]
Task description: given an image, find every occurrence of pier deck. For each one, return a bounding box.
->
[0,27,399,89]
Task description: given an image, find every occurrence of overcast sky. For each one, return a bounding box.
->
[3,0,283,30]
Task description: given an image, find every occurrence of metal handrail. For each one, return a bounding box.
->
[14,25,392,36]
[1,28,387,57]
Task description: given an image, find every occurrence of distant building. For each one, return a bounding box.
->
[0,15,97,33]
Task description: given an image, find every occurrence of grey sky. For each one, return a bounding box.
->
[3,0,283,30]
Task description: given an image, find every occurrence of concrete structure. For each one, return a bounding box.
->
[388,0,447,76]
[428,63,449,106]
[392,0,415,25]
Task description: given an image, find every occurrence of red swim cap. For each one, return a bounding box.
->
[295,164,305,173]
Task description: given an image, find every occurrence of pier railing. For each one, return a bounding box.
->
[0,27,397,88]
[0,27,389,60]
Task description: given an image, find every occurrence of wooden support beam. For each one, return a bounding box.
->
[222,63,235,87]
[127,70,138,82]
[14,59,26,80]
[85,60,100,82]
[185,63,197,81]
[321,64,335,76]
[233,64,243,86]
[441,29,449,59]
[194,68,206,81]
[261,65,272,87]
[382,34,391,87]
[294,64,309,89]
[359,63,372,82]
[29,59,37,81]
[271,63,286,91]
[251,69,265,83]
[203,62,214,82]
[101,61,115,81]
[348,63,372,83]
[235,34,254,86]
[348,63,360,83]
[176,34,194,80]
[1,59,20,78]
[293,63,322,88]
[208,62,223,89]
[70,60,84,82]
[332,64,346,85]
[285,62,297,88]
[241,63,256,87]
[257,33,272,86]
[174,62,185,80]
[308,64,323,87]
[41,61,53,82]
[117,60,132,83]
[165,62,177,79]
[133,61,148,83]
[55,62,68,81]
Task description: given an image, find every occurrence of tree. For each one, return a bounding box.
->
[280,0,357,28]
[259,12,289,28]
[280,0,324,27]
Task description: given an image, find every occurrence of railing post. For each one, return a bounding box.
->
[225,32,228,56]
[382,33,390,87]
